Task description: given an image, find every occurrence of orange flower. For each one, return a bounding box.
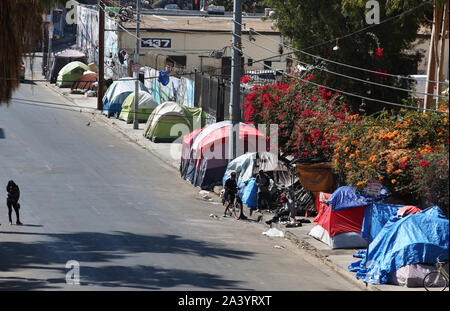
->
[349,153,355,159]
[393,169,402,174]
[345,147,350,153]
[391,179,397,184]
[356,181,366,186]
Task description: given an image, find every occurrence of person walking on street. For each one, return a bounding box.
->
[255,169,271,212]
[6,180,22,225]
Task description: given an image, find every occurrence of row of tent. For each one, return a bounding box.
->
[50,54,206,143]
[102,78,206,142]
[308,186,449,287]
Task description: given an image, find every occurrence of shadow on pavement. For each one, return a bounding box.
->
[0,231,254,290]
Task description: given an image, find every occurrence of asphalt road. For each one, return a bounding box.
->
[0,72,361,291]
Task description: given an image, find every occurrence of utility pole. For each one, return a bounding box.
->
[47,9,54,75]
[133,0,141,130]
[424,2,443,110]
[98,0,105,110]
[229,0,242,160]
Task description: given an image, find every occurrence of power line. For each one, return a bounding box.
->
[236,47,448,114]
[235,32,448,99]
[234,1,449,86]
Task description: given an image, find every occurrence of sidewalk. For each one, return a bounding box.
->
[41,81,430,292]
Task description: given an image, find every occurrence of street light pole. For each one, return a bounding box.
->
[229,0,242,161]
[133,0,141,130]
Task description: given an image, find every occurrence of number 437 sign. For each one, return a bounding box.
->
[141,38,172,49]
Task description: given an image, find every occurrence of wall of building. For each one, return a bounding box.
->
[118,29,289,74]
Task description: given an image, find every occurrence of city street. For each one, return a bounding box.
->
[0,78,361,291]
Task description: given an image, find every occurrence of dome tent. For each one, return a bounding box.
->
[143,101,205,143]
[102,78,149,117]
[56,61,90,87]
[181,121,266,190]
[119,91,158,123]
[47,49,86,83]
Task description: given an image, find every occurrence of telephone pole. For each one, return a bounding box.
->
[229,0,242,160]
[133,0,141,129]
[98,0,105,111]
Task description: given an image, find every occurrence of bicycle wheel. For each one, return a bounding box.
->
[423,271,448,291]
[232,201,242,220]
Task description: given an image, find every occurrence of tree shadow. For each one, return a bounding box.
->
[0,231,254,290]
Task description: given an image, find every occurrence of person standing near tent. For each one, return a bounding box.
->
[223,172,238,217]
[255,169,271,212]
[223,172,248,219]
[6,180,22,225]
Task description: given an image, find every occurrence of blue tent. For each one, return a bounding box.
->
[361,203,406,243]
[348,206,449,285]
[102,78,149,117]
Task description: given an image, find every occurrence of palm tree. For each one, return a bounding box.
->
[0,0,66,105]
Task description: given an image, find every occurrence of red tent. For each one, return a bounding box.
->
[309,188,369,249]
[182,121,266,189]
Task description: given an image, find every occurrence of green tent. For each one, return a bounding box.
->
[143,101,206,143]
[56,61,89,87]
[119,91,158,123]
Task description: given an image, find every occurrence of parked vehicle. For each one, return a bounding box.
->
[19,64,25,82]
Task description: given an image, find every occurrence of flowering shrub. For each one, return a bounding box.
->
[332,108,449,207]
[243,77,350,162]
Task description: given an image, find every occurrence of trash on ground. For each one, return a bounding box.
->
[199,190,212,201]
[262,228,284,237]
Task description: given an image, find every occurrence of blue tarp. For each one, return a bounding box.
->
[326,186,371,211]
[102,79,149,117]
[348,206,449,285]
[362,203,405,242]
[241,178,258,209]
[326,186,390,212]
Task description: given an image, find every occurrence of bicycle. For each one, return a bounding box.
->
[223,189,244,220]
[423,255,449,291]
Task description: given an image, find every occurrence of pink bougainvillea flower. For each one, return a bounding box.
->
[241,76,251,83]
[375,48,384,59]
[419,160,430,168]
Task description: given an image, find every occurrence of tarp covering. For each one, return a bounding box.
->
[314,192,332,222]
[361,203,406,243]
[240,178,258,209]
[143,102,205,142]
[222,151,291,187]
[56,61,90,87]
[102,78,149,117]
[326,186,371,211]
[295,163,336,198]
[71,72,97,92]
[348,206,449,285]
[119,91,158,123]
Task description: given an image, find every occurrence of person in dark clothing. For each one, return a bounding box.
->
[6,180,22,225]
[255,169,271,211]
[223,172,238,216]
[223,172,247,219]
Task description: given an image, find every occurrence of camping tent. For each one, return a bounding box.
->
[143,101,205,143]
[56,61,90,87]
[119,91,158,123]
[47,49,86,83]
[308,186,371,249]
[182,121,266,190]
[71,72,97,93]
[361,203,421,243]
[180,127,204,181]
[348,206,449,286]
[221,151,293,188]
[102,78,148,117]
